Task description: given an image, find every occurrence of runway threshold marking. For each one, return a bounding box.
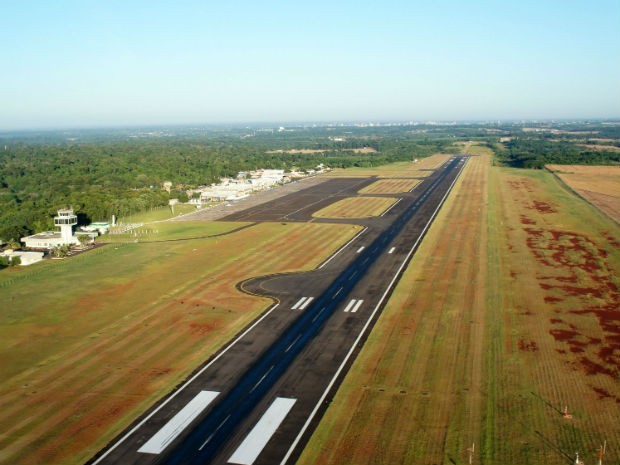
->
[351,300,364,313]
[91,304,282,465]
[356,246,365,253]
[137,390,219,455]
[388,247,396,254]
[228,397,297,465]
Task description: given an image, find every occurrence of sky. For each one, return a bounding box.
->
[1,0,619,129]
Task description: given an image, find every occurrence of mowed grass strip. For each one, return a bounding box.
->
[313,197,398,219]
[0,221,361,465]
[324,153,451,178]
[114,203,197,223]
[298,153,489,465]
[484,166,619,464]
[358,179,421,194]
[104,219,243,242]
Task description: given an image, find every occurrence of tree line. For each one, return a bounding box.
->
[0,137,452,241]
[495,139,620,169]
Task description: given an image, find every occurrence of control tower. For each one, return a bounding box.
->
[54,208,78,243]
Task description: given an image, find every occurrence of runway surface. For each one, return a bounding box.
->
[88,155,468,465]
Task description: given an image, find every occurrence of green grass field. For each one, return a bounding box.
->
[313,196,398,219]
[114,203,197,223]
[103,219,244,242]
[0,220,361,465]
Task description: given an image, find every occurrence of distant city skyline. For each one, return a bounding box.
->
[1,0,619,130]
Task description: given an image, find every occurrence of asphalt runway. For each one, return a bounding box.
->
[88,155,468,465]
[219,177,376,222]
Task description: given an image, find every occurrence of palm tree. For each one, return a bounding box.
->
[51,244,70,258]
[77,234,92,247]
[4,238,20,251]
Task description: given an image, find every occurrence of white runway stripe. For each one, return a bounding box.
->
[343,299,357,313]
[351,300,364,313]
[138,390,219,454]
[298,297,314,310]
[291,297,308,310]
[388,247,396,254]
[356,246,365,253]
[228,397,297,465]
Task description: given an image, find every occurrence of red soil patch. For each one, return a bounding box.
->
[188,321,219,336]
[549,328,580,342]
[531,200,557,214]
[520,215,536,225]
[591,386,620,403]
[602,231,620,248]
[580,357,616,377]
[508,179,535,193]
[522,223,620,382]
[518,339,539,352]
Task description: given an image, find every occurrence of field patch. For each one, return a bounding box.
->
[546,164,620,222]
[0,221,360,465]
[313,197,398,219]
[358,179,421,194]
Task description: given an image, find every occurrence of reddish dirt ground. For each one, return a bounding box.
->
[519,192,619,402]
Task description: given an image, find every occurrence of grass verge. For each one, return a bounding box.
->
[313,197,398,219]
[0,221,360,465]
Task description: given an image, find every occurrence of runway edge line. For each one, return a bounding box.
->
[280,156,469,465]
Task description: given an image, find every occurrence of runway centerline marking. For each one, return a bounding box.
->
[285,334,302,353]
[228,397,297,465]
[250,365,275,394]
[200,414,231,451]
[137,390,219,455]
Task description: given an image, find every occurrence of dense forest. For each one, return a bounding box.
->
[2,121,618,242]
[496,138,620,168]
[0,129,454,241]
